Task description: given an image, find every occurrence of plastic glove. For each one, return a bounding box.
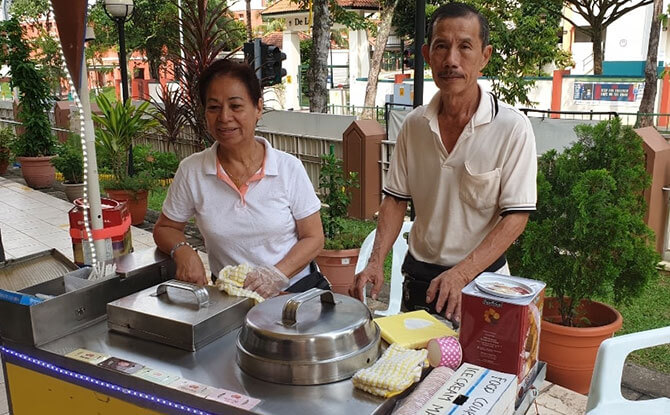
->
[243,265,290,298]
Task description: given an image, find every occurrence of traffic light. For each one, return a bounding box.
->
[261,45,287,87]
[242,39,287,87]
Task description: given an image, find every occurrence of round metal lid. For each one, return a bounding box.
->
[237,288,380,384]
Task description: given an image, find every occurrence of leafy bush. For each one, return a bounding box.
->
[508,118,659,326]
[0,18,55,157]
[52,134,84,183]
[0,126,15,162]
[318,150,360,249]
[93,94,158,192]
[132,145,179,179]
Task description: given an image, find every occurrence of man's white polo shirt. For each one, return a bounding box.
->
[162,137,321,284]
[384,87,537,267]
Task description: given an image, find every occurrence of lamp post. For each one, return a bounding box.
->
[104,0,135,176]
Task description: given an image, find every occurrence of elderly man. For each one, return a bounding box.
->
[350,2,537,324]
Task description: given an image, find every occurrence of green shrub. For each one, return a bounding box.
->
[508,118,660,326]
[52,134,84,183]
[319,148,361,249]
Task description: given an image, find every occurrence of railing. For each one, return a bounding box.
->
[328,104,386,124]
[518,109,670,133]
[255,128,343,192]
[519,108,619,121]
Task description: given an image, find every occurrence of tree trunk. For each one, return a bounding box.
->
[245,0,253,41]
[591,25,604,75]
[362,0,399,120]
[638,0,663,127]
[307,0,331,113]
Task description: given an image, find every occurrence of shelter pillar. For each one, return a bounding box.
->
[283,30,301,110]
[348,28,370,87]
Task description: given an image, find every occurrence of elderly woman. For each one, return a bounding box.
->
[153,59,326,298]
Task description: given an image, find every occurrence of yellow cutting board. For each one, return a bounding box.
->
[374,310,457,349]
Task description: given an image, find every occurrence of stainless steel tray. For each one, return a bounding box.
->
[107,280,254,351]
[0,249,77,291]
[0,248,174,346]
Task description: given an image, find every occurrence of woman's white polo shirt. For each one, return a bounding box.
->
[162,137,321,284]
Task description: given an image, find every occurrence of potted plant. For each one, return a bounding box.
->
[0,126,15,174]
[93,94,157,225]
[52,134,84,202]
[315,149,362,295]
[1,18,57,188]
[508,118,659,394]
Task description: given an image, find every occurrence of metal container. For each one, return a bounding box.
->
[0,248,173,346]
[107,279,254,351]
[237,288,381,385]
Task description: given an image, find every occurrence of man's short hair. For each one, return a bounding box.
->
[427,2,490,49]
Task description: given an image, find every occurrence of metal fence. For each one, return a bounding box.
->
[255,128,343,192]
[328,104,386,124]
[518,108,670,133]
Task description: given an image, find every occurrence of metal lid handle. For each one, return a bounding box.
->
[281,288,335,327]
[154,279,209,309]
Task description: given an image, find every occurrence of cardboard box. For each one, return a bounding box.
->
[418,363,517,415]
[459,273,545,406]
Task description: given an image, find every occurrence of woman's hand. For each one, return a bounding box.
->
[244,265,290,298]
[154,213,207,285]
[173,246,208,285]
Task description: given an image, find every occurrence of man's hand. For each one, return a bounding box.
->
[426,268,471,323]
[173,247,208,285]
[350,261,384,302]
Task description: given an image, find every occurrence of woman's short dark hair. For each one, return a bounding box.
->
[427,2,490,49]
[198,59,262,106]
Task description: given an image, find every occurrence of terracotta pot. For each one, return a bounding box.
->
[17,156,56,189]
[63,182,85,203]
[539,297,623,394]
[315,248,360,296]
[105,189,148,225]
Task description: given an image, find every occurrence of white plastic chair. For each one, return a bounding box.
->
[586,326,670,415]
[355,221,413,317]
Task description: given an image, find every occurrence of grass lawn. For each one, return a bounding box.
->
[148,186,168,212]
[90,86,117,104]
[615,270,670,373]
[1,82,11,99]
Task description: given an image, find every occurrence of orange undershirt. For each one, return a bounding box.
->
[216,158,266,205]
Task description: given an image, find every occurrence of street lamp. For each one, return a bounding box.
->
[104,0,135,176]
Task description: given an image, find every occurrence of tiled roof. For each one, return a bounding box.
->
[262,0,379,16]
[261,31,311,48]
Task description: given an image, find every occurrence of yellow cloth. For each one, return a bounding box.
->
[352,343,428,398]
[215,264,265,303]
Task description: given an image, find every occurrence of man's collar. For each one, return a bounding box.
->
[423,84,495,128]
[204,137,279,176]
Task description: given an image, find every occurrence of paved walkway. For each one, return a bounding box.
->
[0,173,667,415]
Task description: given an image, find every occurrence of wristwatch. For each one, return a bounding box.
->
[170,241,193,259]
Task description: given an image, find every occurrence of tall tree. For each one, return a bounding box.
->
[306,0,331,112]
[246,0,253,40]
[638,0,663,127]
[9,0,66,95]
[89,0,180,80]
[393,0,569,106]
[362,0,399,119]
[558,0,653,75]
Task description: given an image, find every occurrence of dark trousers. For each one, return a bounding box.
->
[401,252,507,315]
